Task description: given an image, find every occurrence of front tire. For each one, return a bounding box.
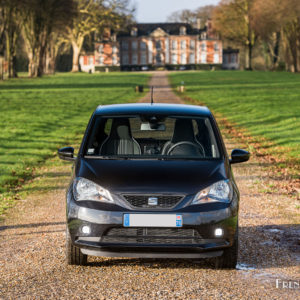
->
[215,228,238,269]
[66,227,87,266]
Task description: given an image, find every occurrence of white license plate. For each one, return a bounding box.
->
[123,214,182,227]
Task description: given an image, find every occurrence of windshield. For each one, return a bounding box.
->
[84,115,221,160]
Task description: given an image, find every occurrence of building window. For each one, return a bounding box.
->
[132,53,138,65]
[112,55,117,65]
[112,46,117,54]
[121,41,128,51]
[189,53,195,64]
[140,41,147,51]
[132,41,138,51]
[141,53,147,65]
[190,40,195,50]
[201,53,206,63]
[213,53,219,63]
[171,53,177,64]
[223,55,228,64]
[201,43,206,52]
[214,43,219,51]
[172,40,177,50]
[181,53,186,64]
[122,53,129,65]
[98,45,103,53]
[181,40,186,50]
[156,53,162,64]
[156,40,161,50]
[180,26,186,35]
[231,53,237,63]
[99,56,104,65]
[148,40,153,63]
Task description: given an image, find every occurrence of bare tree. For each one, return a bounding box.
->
[252,0,300,72]
[68,0,133,72]
[0,0,23,78]
[213,0,258,70]
[21,0,75,77]
[167,5,215,27]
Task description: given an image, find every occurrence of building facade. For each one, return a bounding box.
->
[80,21,225,72]
[222,48,240,70]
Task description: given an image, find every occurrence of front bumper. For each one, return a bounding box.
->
[67,190,238,259]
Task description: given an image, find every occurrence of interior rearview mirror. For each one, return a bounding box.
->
[141,123,166,131]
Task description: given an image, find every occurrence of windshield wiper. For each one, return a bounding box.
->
[84,155,129,160]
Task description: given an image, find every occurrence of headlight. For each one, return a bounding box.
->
[192,180,232,205]
[73,177,113,203]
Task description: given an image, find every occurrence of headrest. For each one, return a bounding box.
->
[110,118,132,140]
[171,119,195,143]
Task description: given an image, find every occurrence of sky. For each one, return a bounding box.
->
[132,0,220,23]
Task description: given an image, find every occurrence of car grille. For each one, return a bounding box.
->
[101,227,203,244]
[122,195,183,209]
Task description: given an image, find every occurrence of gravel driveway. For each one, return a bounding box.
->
[0,72,299,299]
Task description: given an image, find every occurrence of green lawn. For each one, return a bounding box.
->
[169,71,300,163]
[0,72,149,206]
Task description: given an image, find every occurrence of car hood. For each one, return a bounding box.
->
[77,158,228,195]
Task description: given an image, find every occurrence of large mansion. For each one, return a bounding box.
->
[80,21,239,72]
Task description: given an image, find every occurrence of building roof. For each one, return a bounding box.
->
[95,103,211,117]
[118,23,203,37]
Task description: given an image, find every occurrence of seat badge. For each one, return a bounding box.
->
[148,197,158,206]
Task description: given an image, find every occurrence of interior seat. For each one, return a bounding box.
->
[162,119,203,156]
[100,118,141,155]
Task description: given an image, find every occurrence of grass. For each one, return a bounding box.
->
[0,72,149,214]
[169,71,300,165]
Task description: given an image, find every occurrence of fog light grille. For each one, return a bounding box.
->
[101,227,203,244]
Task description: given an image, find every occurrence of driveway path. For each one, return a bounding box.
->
[140,71,183,104]
[0,72,299,299]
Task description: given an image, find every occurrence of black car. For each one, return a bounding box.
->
[58,103,249,268]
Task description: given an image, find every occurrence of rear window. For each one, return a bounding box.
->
[84,115,221,160]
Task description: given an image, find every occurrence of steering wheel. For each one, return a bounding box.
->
[167,141,205,157]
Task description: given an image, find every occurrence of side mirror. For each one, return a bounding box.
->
[58,147,76,162]
[230,149,250,164]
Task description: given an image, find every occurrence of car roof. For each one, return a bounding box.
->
[94,103,212,117]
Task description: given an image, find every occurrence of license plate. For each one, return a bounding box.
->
[123,214,182,227]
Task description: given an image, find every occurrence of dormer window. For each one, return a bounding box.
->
[180,26,186,35]
[131,27,138,37]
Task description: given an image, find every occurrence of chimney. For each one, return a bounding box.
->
[196,18,201,30]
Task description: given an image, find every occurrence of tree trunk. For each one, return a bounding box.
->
[28,51,39,77]
[71,42,80,72]
[45,47,56,75]
[273,32,280,68]
[0,56,4,80]
[247,43,253,70]
[37,44,47,77]
[12,55,18,78]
